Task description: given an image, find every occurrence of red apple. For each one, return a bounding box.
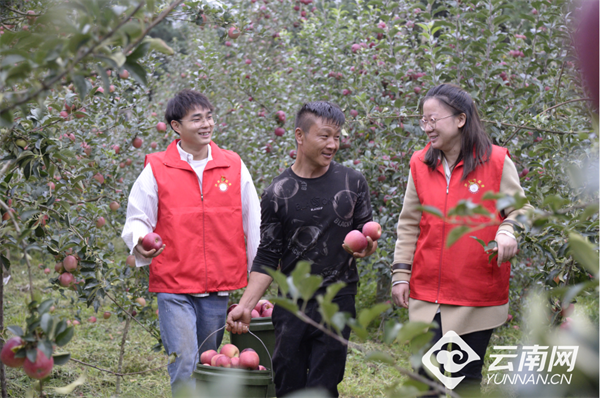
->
[132,137,143,148]
[126,255,136,268]
[58,272,75,288]
[561,303,575,317]
[228,27,241,39]
[275,110,286,123]
[343,230,368,253]
[96,217,106,228]
[274,127,285,137]
[150,142,158,149]
[43,268,51,275]
[227,304,238,314]
[200,350,218,365]
[254,300,268,313]
[231,357,240,368]
[258,365,267,371]
[88,316,97,323]
[241,348,255,354]
[54,262,64,274]
[261,307,273,317]
[251,309,260,318]
[142,233,163,251]
[350,109,358,118]
[506,314,513,322]
[211,354,225,366]
[156,122,167,132]
[103,311,111,319]
[109,201,120,211]
[93,173,104,184]
[215,355,232,368]
[239,350,260,370]
[1,336,25,368]
[362,221,382,241]
[134,297,146,307]
[63,255,78,272]
[23,348,53,379]
[289,150,297,159]
[119,69,129,79]
[220,344,240,358]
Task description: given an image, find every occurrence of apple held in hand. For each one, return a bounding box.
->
[343,230,368,253]
[362,221,382,241]
[142,233,163,251]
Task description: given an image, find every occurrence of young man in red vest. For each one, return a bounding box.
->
[121,89,261,394]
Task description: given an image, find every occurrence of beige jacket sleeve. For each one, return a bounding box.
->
[496,155,534,236]
[391,171,421,284]
[391,155,533,284]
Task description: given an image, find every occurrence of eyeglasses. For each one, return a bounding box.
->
[178,116,215,126]
[419,114,458,131]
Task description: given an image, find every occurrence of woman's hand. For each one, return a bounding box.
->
[392,283,410,308]
[491,234,518,264]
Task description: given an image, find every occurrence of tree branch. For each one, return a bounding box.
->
[0,1,145,117]
[122,0,185,54]
[538,98,594,116]
[104,291,160,339]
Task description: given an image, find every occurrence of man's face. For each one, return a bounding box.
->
[298,117,341,168]
[171,106,214,148]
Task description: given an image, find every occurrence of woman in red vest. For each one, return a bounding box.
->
[391,84,532,397]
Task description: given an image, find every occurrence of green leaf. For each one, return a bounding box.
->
[264,268,289,296]
[144,37,174,55]
[323,282,346,303]
[357,303,390,328]
[71,74,90,99]
[297,275,322,301]
[7,325,23,337]
[395,321,434,344]
[568,233,599,276]
[470,236,487,248]
[55,326,74,347]
[365,350,396,364]
[0,110,14,128]
[383,319,402,344]
[123,61,147,87]
[40,313,53,335]
[51,353,72,367]
[127,41,150,63]
[418,205,443,218]
[446,225,471,247]
[38,339,52,360]
[269,297,299,314]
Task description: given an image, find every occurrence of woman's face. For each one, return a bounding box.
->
[421,98,465,154]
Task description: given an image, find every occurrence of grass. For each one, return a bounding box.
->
[2,260,598,397]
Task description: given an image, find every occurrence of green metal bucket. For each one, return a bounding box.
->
[230,317,275,369]
[230,317,276,397]
[194,365,272,398]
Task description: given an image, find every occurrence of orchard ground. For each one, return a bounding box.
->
[3,248,598,397]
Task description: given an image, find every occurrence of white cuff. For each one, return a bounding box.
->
[392,281,409,286]
[496,230,516,241]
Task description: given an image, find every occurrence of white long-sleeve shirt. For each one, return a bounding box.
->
[121,142,261,296]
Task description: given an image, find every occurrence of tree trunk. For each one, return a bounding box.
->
[115,310,133,395]
[376,273,391,304]
[0,261,8,398]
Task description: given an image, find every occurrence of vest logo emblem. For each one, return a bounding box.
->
[215,175,231,192]
[465,179,484,193]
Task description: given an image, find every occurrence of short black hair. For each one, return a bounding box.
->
[165,89,214,130]
[294,101,345,134]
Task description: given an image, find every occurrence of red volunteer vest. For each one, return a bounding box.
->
[144,140,247,294]
[410,144,510,306]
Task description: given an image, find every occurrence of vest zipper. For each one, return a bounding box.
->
[200,174,208,293]
[435,172,451,304]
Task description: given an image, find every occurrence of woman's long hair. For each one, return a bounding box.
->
[419,84,492,180]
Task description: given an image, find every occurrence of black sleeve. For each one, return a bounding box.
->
[352,173,373,230]
[251,189,283,275]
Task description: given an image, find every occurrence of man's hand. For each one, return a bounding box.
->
[489,234,518,264]
[343,236,378,258]
[392,283,410,308]
[226,305,252,335]
[134,237,165,259]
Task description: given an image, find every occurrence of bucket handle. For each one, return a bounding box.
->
[196,323,274,382]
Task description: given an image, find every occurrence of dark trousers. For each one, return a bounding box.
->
[271,294,356,398]
[419,313,494,397]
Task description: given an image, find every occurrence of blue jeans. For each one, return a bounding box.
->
[157,293,228,395]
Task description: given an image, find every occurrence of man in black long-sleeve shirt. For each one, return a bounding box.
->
[227,102,376,397]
